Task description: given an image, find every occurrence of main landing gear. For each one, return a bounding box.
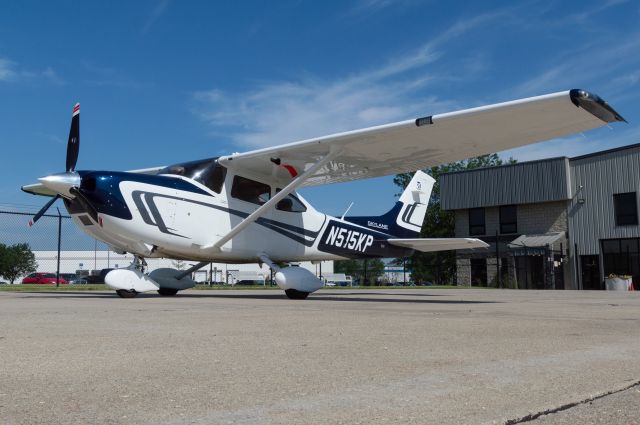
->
[258,254,320,300]
[104,256,202,299]
[157,288,179,296]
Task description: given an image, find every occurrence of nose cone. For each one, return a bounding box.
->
[38,172,81,197]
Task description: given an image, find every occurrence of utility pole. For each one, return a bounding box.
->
[496,230,501,288]
[56,208,62,288]
[403,257,407,284]
[363,259,368,286]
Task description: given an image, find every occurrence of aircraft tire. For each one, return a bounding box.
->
[116,289,138,298]
[285,289,309,300]
[157,288,179,296]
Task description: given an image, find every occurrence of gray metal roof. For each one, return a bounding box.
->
[508,232,565,248]
[440,157,571,210]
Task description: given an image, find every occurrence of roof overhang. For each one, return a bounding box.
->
[508,232,565,249]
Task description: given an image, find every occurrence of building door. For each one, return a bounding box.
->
[470,258,487,287]
[515,256,544,289]
[581,255,601,290]
[553,254,565,290]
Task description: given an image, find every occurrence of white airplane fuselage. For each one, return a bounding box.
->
[65,166,413,264]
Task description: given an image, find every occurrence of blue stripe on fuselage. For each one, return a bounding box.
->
[76,170,210,220]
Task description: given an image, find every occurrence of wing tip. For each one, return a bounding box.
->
[569,89,626,124]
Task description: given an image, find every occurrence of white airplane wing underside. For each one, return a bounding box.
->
[218,89,624,187]
[387,238,489,252]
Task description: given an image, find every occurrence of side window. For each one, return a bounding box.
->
[275,189,307,213]
[468,208,485,236]
[231,175,271,205]
[499,205,517,234]
[613,192,638,226]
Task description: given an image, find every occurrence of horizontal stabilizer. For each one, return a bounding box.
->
[387,238,489,253]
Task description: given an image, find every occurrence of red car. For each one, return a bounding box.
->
[21,272,68,284]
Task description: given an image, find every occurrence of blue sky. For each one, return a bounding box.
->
[1,0,639,217]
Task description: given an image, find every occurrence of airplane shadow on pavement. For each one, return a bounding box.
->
[16,291,499,304]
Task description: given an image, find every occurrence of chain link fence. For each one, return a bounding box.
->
[1,208,128,282]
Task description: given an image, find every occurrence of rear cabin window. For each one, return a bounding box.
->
[231,176,271,205]
[275,189,307,213]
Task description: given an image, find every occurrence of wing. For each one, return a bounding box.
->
[219,89,624,186]
[388,238,489,253]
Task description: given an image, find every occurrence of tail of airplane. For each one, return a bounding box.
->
[344,170,435,238]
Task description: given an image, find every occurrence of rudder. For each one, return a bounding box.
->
[344,170,434,238]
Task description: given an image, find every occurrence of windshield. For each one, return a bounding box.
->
[160,157,226,194]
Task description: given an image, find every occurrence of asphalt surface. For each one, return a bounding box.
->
[1,288,639,424]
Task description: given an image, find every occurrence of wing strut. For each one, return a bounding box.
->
[208,147,342,252]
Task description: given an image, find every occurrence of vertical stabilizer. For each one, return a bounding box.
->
[344,170,434,237]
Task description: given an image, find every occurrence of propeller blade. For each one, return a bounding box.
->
[69,187,99,222]
[29,194,60,226]
[65,103,80,172]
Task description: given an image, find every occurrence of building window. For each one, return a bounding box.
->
[613,192,638,226]
[470,258,487,287]
[500,205,517,234]
[468,208,485,236]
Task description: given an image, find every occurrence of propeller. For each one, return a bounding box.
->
[65,103,80,172]
[29,194,61,226]
[29,103,82,226]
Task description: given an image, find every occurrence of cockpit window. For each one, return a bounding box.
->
[160,158,226,194]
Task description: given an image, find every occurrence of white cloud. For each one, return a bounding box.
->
[509,31,640,98]
[567,0,629,22]
[344,0,414,19]
[192,12,505,149]
[0,57,64,84]
[0,58,17,81]
[142,0,170,33]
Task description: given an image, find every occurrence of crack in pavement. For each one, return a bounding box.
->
[504,379,640,424]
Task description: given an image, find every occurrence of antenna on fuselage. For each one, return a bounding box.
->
[340,202,354,220]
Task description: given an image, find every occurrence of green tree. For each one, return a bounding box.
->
[334,258,385,286]
[0,243,8,283]
[394,154,515,284]
[0,243,37,284]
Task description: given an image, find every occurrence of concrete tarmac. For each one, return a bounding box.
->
[0,288,639,424]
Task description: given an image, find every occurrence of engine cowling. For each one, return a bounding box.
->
[274,267,324,293]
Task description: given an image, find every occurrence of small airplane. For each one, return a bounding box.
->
[23,89,625,299]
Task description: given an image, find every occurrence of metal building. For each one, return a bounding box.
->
[440,143,640,289]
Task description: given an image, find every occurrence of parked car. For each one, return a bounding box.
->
[84,268,115,284]
[22,272,68,285]
[69,278,89,285]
